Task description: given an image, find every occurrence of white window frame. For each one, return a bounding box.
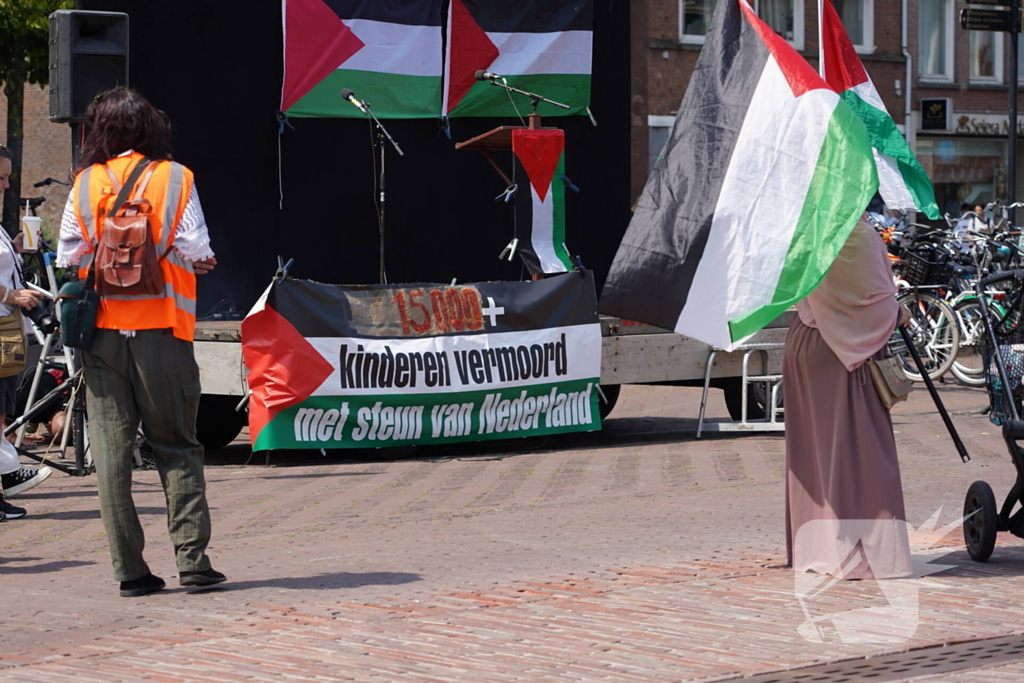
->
[755,0,805,50]
[919,0,955,83]
[1017,37,1024,83]
[969,23,1003,84]
[677,0,804,49]
[679,0,718,45]
[846,0,876,55]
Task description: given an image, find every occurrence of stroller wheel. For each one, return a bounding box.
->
[964,480,999,562]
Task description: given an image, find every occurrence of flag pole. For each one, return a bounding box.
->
[817,0,825,78]
[899,326,971,462]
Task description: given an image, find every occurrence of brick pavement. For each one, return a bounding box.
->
[3,383,1024,681]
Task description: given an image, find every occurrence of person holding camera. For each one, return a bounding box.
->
[0,144,54,521]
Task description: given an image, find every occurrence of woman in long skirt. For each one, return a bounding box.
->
[784,217,913,580]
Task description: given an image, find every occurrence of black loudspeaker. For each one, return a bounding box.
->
[49,10,129,123]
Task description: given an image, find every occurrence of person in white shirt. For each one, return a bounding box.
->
[0,144,54,521]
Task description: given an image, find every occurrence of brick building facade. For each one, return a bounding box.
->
[631,0,1024,220]
[0,85,74,239]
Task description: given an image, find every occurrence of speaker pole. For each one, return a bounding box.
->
[70,122,83,170]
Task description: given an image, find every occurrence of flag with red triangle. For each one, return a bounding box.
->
[282,0,444,118]
[444,0,593,118]
[819,0,939,218]
[512,130,574,274]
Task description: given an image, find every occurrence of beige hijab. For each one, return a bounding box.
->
[796,218,898,372]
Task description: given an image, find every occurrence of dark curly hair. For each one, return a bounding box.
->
[76,88,173,172]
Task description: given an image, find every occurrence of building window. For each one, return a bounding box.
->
[916,138,1007,217]
[833,0,874,53]
[680,0,719,44]
[919,0,954,81]
[970,27,1003,83]
[679,0,803,49]
[757,0,805,50]
[648,116,676,172]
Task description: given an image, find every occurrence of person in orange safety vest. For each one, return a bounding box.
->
[57,88,226,597]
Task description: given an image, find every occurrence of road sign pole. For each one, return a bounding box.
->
[1011,0,1020,221]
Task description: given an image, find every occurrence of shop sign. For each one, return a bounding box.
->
[952,113,1024,136]
[922,99,951,130]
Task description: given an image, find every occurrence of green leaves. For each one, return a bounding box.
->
[0,0,74,87]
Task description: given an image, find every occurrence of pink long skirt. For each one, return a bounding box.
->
[784,317,913,580]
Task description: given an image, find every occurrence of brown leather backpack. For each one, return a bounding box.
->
[96,159,166,297]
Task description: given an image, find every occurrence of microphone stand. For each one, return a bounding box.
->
[485,79,571,127]
[359,101,403,284]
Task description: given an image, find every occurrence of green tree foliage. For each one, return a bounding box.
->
[0,0,74,232]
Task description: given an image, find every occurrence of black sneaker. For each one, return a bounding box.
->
[0,492,26,520]
[119,573,166,598]
[179,569,227,587]
[2,466,53,497]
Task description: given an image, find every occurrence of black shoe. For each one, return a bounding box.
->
[119,573,166,598]
[179,569,227,587]
[2,466,53,497]
[2,495,27,520]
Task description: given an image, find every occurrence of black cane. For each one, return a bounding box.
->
[899,325,970,462]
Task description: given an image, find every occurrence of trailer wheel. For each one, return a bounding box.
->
[721,378,766,421]
[196,395,247,451]
[598,384,621,420]
[964,480,998,562]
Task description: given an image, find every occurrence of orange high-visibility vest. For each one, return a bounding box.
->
[72,153,198,342]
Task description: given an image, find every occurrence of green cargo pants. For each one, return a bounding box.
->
[84,328,213,582]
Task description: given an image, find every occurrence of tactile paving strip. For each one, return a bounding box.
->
[716,635,1024,682]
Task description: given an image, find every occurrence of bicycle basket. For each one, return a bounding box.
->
[981,306,1024,424]
[903,247,953,287]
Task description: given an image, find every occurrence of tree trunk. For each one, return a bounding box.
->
[2,64,27,237]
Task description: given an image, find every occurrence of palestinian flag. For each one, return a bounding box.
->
[282,0,443,118]
[820,0,939,218]
[444,0,593,117]
[512,129,573,274]
[599,0,877,350]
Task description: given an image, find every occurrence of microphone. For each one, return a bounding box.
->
[474,70,503,82]
[340,88,368,113]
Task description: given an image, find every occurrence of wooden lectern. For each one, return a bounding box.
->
[455,113,557,186]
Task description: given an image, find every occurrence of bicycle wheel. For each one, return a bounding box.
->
[70,378,89,473]
[895,291,960,381]
[951,297,1003,386]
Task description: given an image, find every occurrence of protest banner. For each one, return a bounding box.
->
[242,273,602,450]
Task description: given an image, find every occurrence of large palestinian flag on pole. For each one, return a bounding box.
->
[599,0,877,350]
[820,0,939,218]
[443,0,593,117]
[281,0,444,118]
[512,129,574,274]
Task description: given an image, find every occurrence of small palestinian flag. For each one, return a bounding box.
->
[820,0,939,218]
[599,0,877,349]
[282,0,443,118]
[241,283,340,447]
[444,0,593,117]
[512,129,573,274]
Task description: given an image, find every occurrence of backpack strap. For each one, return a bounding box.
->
[103,157,154,221]
[132,165,156,202]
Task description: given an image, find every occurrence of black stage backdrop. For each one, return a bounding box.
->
[77,0,632,315]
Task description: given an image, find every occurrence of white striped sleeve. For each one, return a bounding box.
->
[56,192,89,269]
[173,184,215,262]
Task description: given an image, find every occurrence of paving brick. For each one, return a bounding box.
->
[3,384,1024,681]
